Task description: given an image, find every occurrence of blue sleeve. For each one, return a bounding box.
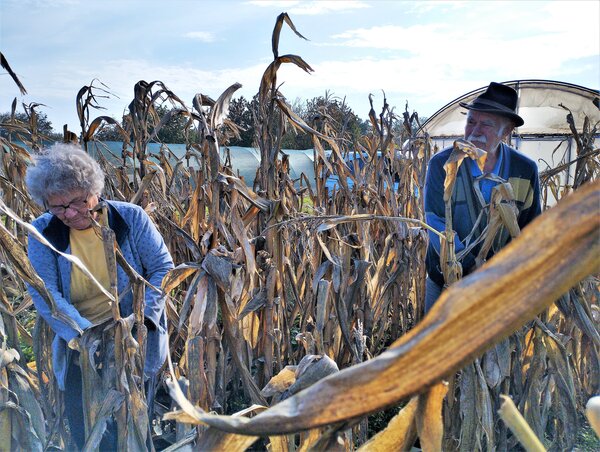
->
[27,225,92,342]
[130,208,174,329]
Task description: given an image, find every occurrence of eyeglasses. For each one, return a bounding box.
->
[47,196,89,215]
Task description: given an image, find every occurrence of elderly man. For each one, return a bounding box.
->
[424,82,541,311]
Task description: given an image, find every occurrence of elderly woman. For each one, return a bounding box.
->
[25,143,173,449]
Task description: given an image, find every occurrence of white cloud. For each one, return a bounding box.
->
[331,24,448,51]
[246,0,301,7]
[539,1,599,32]
[405,1,468,15]
[248,0,370,15]
[273,37,598,118]
[325,11,598,77]
[289,1,369,15]
[183,31,216,42]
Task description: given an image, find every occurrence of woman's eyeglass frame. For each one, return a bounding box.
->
[46,196,89,215]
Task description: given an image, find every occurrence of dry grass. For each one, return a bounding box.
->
[0,18,599,451]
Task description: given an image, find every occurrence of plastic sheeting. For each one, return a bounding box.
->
[422,80,599,137]
[421,80,599,204]
[98,142,317,188]
[222,146,315,187]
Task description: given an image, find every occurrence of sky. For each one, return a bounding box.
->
[1,0,598,133]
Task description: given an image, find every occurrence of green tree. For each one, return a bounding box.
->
[95,122,125,141]
[154,105,194,144]
[226,96,256,147]
[0,111,60,140]
[280,94,366,150]
[94,106,201,144]
[280,97,312,150]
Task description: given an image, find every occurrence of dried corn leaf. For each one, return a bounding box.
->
[271,12,308,59]
[231,205,257,282]
[482,339,511,389]
[84,116,128,143]
[358,398,418,452]
[81,390,124,452]
[189,273,209,337]
[416,381,448,452]
[586,396,600,437]
[210,83,242,129]
[219,173,271,212]
[195,405,265,451]
[458,363,477,450]
[0,348,19,369]
[259,55,313,105]
[444,139,486,201]
[164,181,599,435]
[474,359,495,450]
[129,167,166,205]
[260,365,297,398]
[238,289,266,320]
[162,263,202,298]
[498,395,545,452]
[283,354,339,400]
[201,251,232,290]
[0,52,27,95]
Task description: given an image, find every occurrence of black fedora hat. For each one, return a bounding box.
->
[460,82,524,127]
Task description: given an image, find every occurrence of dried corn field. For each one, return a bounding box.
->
[1,14,600,452]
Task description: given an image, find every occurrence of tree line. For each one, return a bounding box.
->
[0,111,62,141]
[1,95,371,150]
[1,94,426,150]
[97,94,371,149]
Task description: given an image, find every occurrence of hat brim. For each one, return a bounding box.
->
[460,102,524,127]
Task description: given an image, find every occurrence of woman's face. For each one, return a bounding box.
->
[45,190,99,230]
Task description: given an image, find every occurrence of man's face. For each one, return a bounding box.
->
[464,110,512,154]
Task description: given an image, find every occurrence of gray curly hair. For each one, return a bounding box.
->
[26,143,105,206]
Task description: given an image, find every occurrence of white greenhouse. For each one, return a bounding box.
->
[420,80,599,203]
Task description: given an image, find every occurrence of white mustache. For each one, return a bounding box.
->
[467,134,487,144]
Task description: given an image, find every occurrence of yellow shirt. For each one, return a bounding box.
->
[70,227,113,325]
